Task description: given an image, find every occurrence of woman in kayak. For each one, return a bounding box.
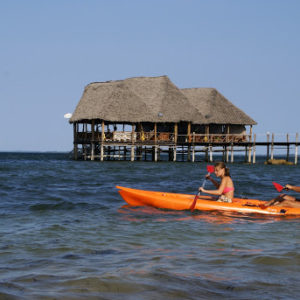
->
[262,184,300,208]
[199,162,234,203]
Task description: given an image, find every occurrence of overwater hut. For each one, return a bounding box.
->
[69,75,257,161]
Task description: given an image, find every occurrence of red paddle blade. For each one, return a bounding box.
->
[207,165,215,174]
[272,181,284,192]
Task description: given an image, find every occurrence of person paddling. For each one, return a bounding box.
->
[199,162,234,203]
[262,184,300,208]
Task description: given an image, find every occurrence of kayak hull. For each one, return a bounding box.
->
[116,186,300,216]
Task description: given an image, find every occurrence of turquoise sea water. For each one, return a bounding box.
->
[0,152,299,299]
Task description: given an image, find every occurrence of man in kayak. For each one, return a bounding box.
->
[262,184,300,208]
[199,162,234,203]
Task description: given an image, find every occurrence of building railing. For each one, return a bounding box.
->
[75,131,250,144]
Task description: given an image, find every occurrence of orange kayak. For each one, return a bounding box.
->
[116,186,300,216]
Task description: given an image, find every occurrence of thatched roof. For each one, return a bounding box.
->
[70,76,202,123]
[70,75,256,126]
[181,88,257,125]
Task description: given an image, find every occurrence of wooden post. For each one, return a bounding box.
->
[152,123,157,162]
[73,123,78,160]
[154,123,157,145]
[248,146,252,163]
[271,133,274,160]
[226,145,229,162]
[101,120,105,161]
[205,146,209,162]
[173,123,178,162]
[192,132,195,162]
[295,133,298,165]
[187,123,191,162]
[101,120,105,141]
[131,123,135,144]
[174,123,178,143]
[131,146,135,161]
[253,134,256,164]
[209,145,213,162]
[286,133,289,162]
[248,126,252,163]
[230,142,234,163]
[266,132,270,161]
[124,146,127,161]
[91,120,95,160]
[173,146,177,162]
[226,125,230,142]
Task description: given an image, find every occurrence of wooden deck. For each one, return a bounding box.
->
[72,132,299,164]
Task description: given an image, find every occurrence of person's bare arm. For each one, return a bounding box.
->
[286,185,300,193]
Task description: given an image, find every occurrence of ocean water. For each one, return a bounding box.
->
[0,152,299,300]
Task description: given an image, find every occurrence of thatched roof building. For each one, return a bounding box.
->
[70,76,202,124]
[70,75,256,126]
[181,88,256,125]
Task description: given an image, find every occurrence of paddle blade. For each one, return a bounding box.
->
[207,165,215,174]
[272,181,284,192]
[190,193,199,211]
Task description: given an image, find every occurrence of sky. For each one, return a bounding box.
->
[1,0,299,152]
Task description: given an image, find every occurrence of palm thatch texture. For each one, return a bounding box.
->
[70,76,203,124]
[70,75,256,127]
[181,88,257,125]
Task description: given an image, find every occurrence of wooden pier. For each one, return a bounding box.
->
[73,126,298,164]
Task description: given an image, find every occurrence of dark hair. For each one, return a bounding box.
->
[214,162,230,177]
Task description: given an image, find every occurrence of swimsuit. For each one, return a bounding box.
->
[217,187,235,203]
[222,187,234,194]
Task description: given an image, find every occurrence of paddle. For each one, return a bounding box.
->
[272,181,287,193]
[259,182,288,209]
[190,165,215,211]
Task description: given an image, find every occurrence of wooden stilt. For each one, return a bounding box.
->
[187,123,191,162]
[253,134,256,164]
[209,145,213,162]
[91,120,95,160]
[295,133,298,165]
[226,145,229,162]
[248,145,252,163]
[73,123,78,160]
[266,132,270,161]
[205,146,208,162]
[131,146,135,161]
[286,133,289,161]
[231,143,234,163]
[173,123,178,162]
[271,133,274,160]
[192,145,195,162]
[100,145,104,161]
[248,126,252,163]
[124,146,127,160]
[173,146,177,162]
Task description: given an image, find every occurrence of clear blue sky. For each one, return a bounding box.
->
[1,0,299,151]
